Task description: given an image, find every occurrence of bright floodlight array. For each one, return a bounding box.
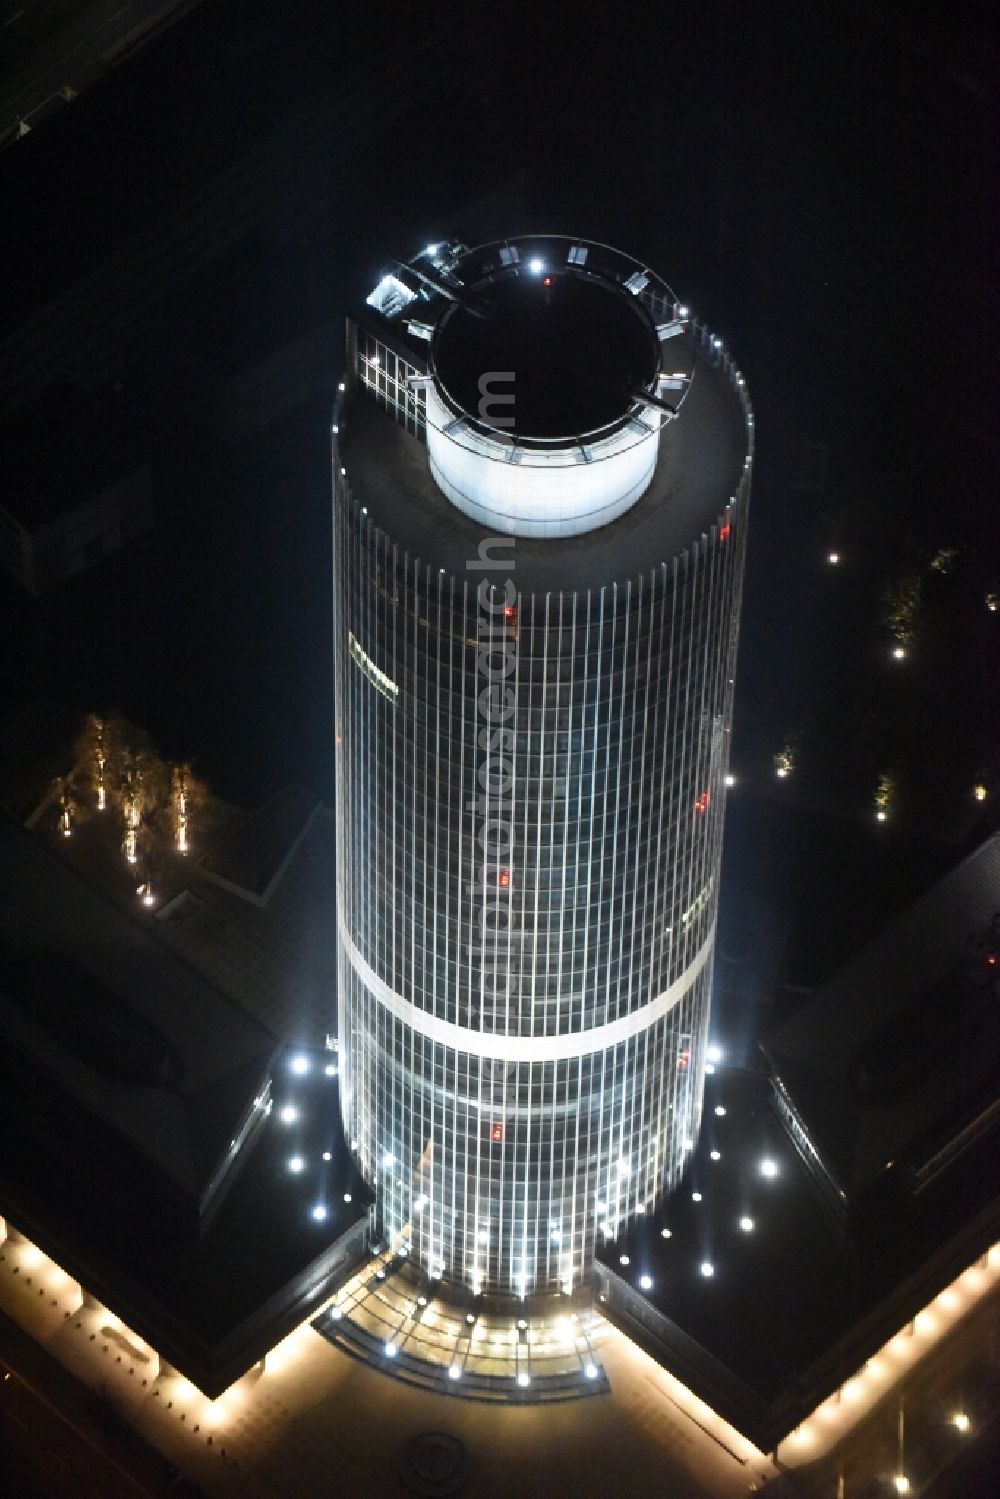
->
[333,235,752,1303]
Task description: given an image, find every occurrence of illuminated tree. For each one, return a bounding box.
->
[874,771,894,823]
[57,780,75,839]
[64,713,207,901]
[881,574,921,647]
[774,740,796,779]
[118,745,169,869]
[72,713,130,812]
[166,763,207,855]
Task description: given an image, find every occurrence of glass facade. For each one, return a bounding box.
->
[333,238,752,1303]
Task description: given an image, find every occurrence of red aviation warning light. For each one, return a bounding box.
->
[694,791,711,815]
[719,523,732,542]
[491,1122,504,1143]
[497,868,511,888]
[504,604,518,620]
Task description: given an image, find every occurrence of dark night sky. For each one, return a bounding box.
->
[1,0,998,999]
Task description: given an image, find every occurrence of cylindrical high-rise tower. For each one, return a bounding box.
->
[333,236,752,1304]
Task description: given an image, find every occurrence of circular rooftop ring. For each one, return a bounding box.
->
[424,236,689,539]
[433,269,659,441]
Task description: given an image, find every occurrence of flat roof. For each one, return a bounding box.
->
[341,324,747,593]
[197,783,321,903]
[18,762,338,1047]
[0,1034,371,1394]
[597,1064,1000,1446]
[1,384,147,528]
[0,812,277,1201]
[764,831,1000,1196]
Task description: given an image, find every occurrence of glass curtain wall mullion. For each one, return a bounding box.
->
[560,592,578,1287]
[629,579,650,1202]
[631,575,654,1206]
[604,580,623,1194]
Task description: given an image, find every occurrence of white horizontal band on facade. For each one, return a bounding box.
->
[339,917,715,1062]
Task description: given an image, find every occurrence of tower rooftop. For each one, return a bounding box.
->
[359,236,739,539]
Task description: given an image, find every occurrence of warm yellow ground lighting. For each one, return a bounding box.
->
[624,1350,768,1471]
[1,1212,996,1490]
[776,1239,1000,1470]
[201,1385,246,1430]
